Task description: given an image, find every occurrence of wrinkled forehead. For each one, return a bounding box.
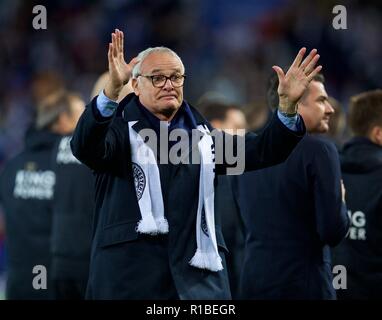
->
[140,52,184,75]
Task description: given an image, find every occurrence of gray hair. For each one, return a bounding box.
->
[132,47,185,79]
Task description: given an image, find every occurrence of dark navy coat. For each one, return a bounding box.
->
[70,93,305,299]
[237,135,350,299]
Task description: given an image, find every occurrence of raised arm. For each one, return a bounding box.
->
[216,48,322,175]
[70,29,138,171]
[104,29,139,101]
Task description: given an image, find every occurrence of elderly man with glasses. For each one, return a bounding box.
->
[71,29,321,300]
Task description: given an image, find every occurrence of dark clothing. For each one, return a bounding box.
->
[50,135,95,299]
[52,279,89,300]
[215,175,245,299]
[237,135,350,299]
[332,137,382,299]
[70,93,305,299]
[0,129,59,299]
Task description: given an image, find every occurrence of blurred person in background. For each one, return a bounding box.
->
[0,72,66,166]
[198,100,247,135]
[244,102,272,133]
[0,86,85,299]
[0,90,66,299]
[237,71,350,299]
[91,71,134,103]
[47,92,95,300]
[31,72,66,110]
[332,89,382,299]
[198,99,246,299]
[70,29,320,299]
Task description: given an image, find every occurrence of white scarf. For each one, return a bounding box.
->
[128,121,223,272]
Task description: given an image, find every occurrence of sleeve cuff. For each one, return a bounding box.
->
[96,90,119,117]
[277,109,303,132]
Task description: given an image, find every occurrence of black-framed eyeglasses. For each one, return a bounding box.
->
[137,74,186,88]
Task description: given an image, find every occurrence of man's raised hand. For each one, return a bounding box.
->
[105,29,139,101]
[272,48,322,114]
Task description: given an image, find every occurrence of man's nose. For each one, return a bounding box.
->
[326,101,335,114]
[163,78,174,90]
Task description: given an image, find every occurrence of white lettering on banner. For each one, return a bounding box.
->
[347,210,366,240]
[56,137,81,164]
[13,169,55,200]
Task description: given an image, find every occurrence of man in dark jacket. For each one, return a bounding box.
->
[0,90,91,300]
[0,113,60,299]
[71,29,321,299]
[47,93,95,299]
[332,89,382,299]
[238,72,350,299]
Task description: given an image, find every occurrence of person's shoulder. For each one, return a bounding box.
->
[303,135,337,151]
[302,135,339,162]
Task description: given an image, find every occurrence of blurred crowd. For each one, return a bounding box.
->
[1,0,381,163]
[0,0,381,300]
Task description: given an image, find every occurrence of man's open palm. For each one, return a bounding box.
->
[273,48,322,113]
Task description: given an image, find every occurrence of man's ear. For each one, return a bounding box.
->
[132,78,139,96]
[369,125,382,146]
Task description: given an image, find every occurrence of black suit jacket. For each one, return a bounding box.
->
[237,135,350,299]
[70,93,305,299]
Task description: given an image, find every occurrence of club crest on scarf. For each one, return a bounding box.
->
[132,162,146,200]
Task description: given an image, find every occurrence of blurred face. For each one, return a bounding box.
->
[55,97,85,135]
[69,97,85,125]
[132,52,184,121]
[222,109,247,135]
[298,81,334,134]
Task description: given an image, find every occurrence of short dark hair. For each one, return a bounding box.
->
[349,89,382,136]
[198,100,242,122]
[266,70,325,111]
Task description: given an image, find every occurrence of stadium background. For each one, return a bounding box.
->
[0,0,381,299]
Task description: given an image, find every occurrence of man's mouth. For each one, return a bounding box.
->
[160,95,177,100]
[159,94,177,99]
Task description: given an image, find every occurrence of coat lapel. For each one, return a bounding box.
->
[120,93,153,136]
